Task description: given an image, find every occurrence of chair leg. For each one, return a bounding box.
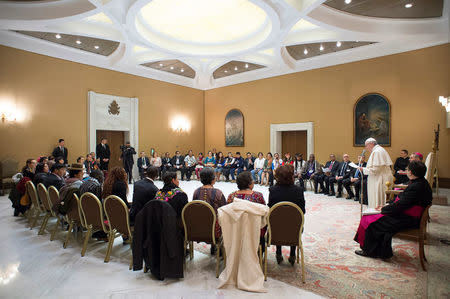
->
[215,242,220,278]
[30,209,39,229]
[38,213,50,235]
[81,225,92,256]
[104,229,116,263]
[264,244,268,281]
[189,241,194,260]
[259,245,262,268]
[63,221,74,249]
[300,244,305,283]
[296,246,299,264]
[129,237,133,270]
[183,241,187,266]
[419,238,427,271]
[50,217,60,241]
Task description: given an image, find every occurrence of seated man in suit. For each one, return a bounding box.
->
[129,166,159,225]
[329,154,352,198]
[170,151,184,175]
[233,152,245,177]
[44,163,67,190]
[243,152,255,172]
[161,152,172,175]
[51,138,68,165]
[317,154,340,195]
[222,152,235,182]
[343,155,368,203]
[304,154,322,193]
[137,151,150,180]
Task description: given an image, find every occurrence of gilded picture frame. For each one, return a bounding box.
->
[225,109,244,147]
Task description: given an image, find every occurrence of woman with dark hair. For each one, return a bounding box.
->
[227,171,267,248]
[268,164,305,265]
[354,161,432,259]
[195,152,204,180]
[283,152,294,165]
[22,158,37,180]
[154,172,188,219]
[294,153,306,189]
[215,152,225,182]
[261,152,273,186]
[102,166,129,207]
[33,162,49,186]
[193,167,226,253]
[204,151,216,168]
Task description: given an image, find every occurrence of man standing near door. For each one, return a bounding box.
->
[120,141,136,184]
[52,139,68,164]
[96,137,111,172]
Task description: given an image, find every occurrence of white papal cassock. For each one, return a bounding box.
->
[362,144,393,208]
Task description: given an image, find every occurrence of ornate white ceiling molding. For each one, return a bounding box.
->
[0,0,447,90]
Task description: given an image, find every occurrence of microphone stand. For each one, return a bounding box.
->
[360,159,364,219]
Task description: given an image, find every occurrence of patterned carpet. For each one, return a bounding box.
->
[193,193,446,298]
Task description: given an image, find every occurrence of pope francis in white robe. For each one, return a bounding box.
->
[361,138,394,209]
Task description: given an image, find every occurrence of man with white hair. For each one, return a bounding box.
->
[360,138,393,209]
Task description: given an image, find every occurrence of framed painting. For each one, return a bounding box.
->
[225,109,244,147]
[354,93,391,146]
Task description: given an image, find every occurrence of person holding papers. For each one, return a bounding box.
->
[353,161,431,259]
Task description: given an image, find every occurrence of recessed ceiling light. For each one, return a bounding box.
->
[319,45,324,51]
[76,40,81,44]
[405,3,413,8]
[234,66,238,71]
[55,34,61,39]
[336,41,342,47]
[181,68,184,72]
[94,45,99,49]
[345,0,352,4]
[170,66,174,70]
[224,70,228,73]
[245,63,249,68]
[159,63,163,67]
[304,48,308,55]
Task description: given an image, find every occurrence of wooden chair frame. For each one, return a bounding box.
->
[181,200,224,278]
[103,195,133,269]
[264,201,305,283]
[79,192,109,256]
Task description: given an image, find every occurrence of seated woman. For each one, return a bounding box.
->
[155,172,188,220]
[215,152,225,182]
[33,162,49,186]
[195,152,204,180]
[204,151,216,168]
[268,164,305,265]
[354,161,432,259]
[227,171,267,249]
[261,152,273,186]
[192,167,226,254]
[102,167,129,207]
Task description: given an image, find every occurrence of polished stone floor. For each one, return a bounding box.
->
[0,180,323,299]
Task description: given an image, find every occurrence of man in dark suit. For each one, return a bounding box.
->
[120,141,136,184]
[317,154,340,195]
[96,137,111,171]
[343,155,368,203]
[161,152,172,175]
[329,154,352,198]
[44,163,66,190]
[137,151,150,180]
[170,151,184,174]
[51,139,68,164]
[129,166,159,225]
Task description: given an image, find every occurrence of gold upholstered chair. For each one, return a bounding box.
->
[48,186,63,241]
[26,181,45,230]
[103,195,133,268]
[264,201,305,283]
[181,200,224,278]
[36,183,53,235]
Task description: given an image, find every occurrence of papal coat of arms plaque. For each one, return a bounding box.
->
[108,100,120,115]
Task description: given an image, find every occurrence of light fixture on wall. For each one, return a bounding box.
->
[438,96,449,112]
[0,101,26,124]
[171,115,191,133]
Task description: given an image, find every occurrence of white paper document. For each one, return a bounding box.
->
[349,162,359,169]
[362,208,381,216]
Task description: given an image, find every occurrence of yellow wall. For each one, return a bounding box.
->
[0,45,204,166]
[204,44,450,177]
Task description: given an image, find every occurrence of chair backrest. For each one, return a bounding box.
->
[424,152,436,187]
[80,192,107,232]
[37,183,51,212]
[182,200,216,244]
[267,201,305,246]
[26,181,42,212]
[0,159,19,178]
[104,195,131,236]
[64,193,83,226]
[48,186,59,217]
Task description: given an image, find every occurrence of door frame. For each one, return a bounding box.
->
[270,122,314,158]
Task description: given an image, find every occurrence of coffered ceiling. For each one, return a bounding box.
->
[0,0,448,90]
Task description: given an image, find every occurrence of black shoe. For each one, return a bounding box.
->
[314,191,318,194]
[210,245,217,256]
[355,249,374,258]
[328,193,335,196]
[354,197,360,202]
[276,254,283,264]
[336,193,342,198]
[346,195,354,200]
[288,255,296,266]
